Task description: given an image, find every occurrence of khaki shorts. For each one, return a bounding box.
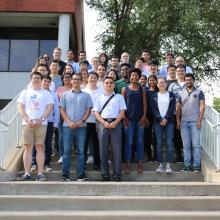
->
[22,125,47,146]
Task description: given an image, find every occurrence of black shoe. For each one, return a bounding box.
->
[113,176,121,182]
[94,166,101,172]
[77,174,88,181]
[60,174,70,181]
[101,175,110,181]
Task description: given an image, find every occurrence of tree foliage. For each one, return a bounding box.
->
[86,0,220,80]
[213,97,220,113]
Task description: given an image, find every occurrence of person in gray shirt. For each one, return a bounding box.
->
[59,74,93,181]
[176,73,205,173]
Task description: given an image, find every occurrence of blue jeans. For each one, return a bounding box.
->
[124,121,144,161]
[181,121,201,167]
[58,121,64,157]
[154,122,174,163]
[62,126,87,177]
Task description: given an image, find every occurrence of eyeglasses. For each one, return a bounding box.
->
[121,68,128,71]
[32,77,41,80]
[72,78,81,81]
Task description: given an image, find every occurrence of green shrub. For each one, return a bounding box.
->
[213,97,220,113]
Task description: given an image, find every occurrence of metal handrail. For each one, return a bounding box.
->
[0,120,9,127]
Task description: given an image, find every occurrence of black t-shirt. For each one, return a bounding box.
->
[58,60,67,75]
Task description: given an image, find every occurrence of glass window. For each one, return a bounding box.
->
[9,40,38,71]
[40,40,58,58]
[0,40,9,71]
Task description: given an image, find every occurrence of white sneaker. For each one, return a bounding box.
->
[166,163,173,173]
[156,164,164,173]
[30,165,37,172]
[45,166,52,172]
[86,156,94,164]
[58,157,63,164]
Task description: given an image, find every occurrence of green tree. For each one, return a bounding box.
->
[213,97,220,113]
[86,0,220,80]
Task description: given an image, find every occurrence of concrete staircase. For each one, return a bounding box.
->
[1,154,219,219]
[16,154,204,182]
[0,182,220,219]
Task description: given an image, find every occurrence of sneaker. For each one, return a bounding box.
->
[36,173,46,181]
[19,173,32,181]
[58,157,63,164]
[166,163,173,173]
[86,156,94,164]
[45,166,52,172]
[77,174,88,181]
[180,164,191,172]
[30,165,37,172]
[60,174,70,181]
[156,164,164,173]
[193,166,201,173]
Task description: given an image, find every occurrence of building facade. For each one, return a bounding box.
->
[0,0,84,107]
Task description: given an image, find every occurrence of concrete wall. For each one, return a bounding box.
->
[0,72,30,99]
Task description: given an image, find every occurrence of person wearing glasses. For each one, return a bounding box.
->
[17,72,54,181]
[59,74,93,181]
[94,77,126,181]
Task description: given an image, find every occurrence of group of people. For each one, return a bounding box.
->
[17,47,205,181]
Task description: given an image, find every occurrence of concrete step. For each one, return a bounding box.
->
[16,170,203,182]
[1,211,220,220]
[38,162,184,171]
[0,182,219,196]
[1,195,220,211]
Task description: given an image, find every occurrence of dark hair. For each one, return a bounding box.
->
[167,64,176,70]
[111,55,119,60]
[185,73,195,80]
[148,59,159,66]
[148,74,158,82]
[37,63,47,68]
[51,60,60,65]
[120,63,130,69]
[140,74,147,80]
[135,57,145,63]
[142,49,150,54]
[64,64,74,73]
[79,60,89,66]
[166,52,174,58]
[97,64,107,70]
[176,64,186,71]
[88,72,99,79]
[99,53,108,67]
[129,68,142,78]
[42,75,52,81]
[67,49,75,54]
[72,73,83,81]
[30,71,42,79]
[79,50,86,54]
[104,76,114,82]
[107,69,119,81]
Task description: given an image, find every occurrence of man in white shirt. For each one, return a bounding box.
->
[94,76,126,181]
[17,72,54,181]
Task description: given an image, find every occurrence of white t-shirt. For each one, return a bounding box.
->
[158,92,169,118]
[94,93,127,118]
[83,87,104,123]
[17,88,54,125]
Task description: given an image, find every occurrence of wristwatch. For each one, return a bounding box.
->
[82,119,85,123]
[41,117,46,121]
